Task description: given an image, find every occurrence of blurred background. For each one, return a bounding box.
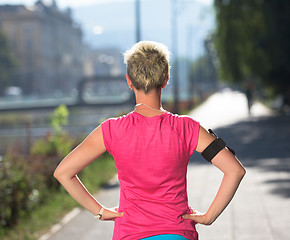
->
[0,0,289,239]
[0,0,216,153]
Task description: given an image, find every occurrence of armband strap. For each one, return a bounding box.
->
[201,129,236,163]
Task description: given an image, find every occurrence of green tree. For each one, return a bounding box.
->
[0,31,16,94]
[214,0,290,97]
[260,1,290,96]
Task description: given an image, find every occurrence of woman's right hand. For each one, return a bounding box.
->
[99,207,124,221]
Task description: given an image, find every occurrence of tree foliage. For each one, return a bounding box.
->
[0,31,16,93]
[214,0,290,96]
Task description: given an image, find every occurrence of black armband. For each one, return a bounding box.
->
[201,129,235,163]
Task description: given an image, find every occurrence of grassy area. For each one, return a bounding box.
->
[0,153,117,240]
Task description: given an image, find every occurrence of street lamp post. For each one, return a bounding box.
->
[171,0,179,114]
[135,0,141,42]
[187,24,194,108]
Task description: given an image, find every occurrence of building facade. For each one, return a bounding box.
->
[0,0,83,96]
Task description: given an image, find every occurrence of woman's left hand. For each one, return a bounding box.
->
[99,207,124,221]
[182,210,212,226]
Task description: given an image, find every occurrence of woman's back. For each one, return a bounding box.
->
[101,111,199,240]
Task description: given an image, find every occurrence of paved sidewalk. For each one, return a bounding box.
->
[42,89,290,240]
[188,90,290,240]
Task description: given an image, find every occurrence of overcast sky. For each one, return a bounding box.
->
[0,0,213,9]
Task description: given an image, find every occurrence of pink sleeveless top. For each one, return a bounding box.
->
[101,111,199,240]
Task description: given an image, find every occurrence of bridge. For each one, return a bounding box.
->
[0,76,135,112]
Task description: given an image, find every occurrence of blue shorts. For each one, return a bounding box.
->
[142,234,189,240]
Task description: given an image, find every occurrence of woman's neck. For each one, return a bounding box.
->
[135,88,162,109]
[134,88,166,116]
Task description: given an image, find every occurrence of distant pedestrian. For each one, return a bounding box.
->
[54,41,246,240]
[245,81,254,115]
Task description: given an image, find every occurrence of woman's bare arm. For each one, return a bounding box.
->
[183,126,246,225]
[53,125,123,220]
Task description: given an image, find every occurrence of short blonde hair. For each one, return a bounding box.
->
[123,41,170,93]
